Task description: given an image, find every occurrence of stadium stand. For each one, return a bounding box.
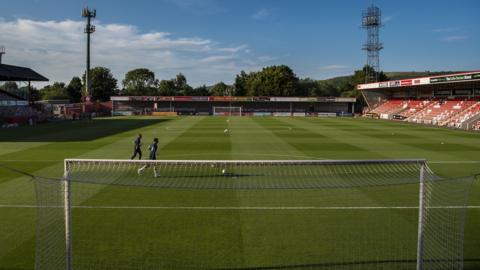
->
[472,120,480,130]
[398,99,432,118]
[358,71,480,130]
[110,96,356,117]
[0,89,51,127]
[407,99,465,125]
[443,100,480,127]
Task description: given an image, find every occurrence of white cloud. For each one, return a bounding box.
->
[252,8,271,20]
[383,16,393,23]
[163,0,227,15]
[320,64,348,71]
[217,44,248,53]
[0,18,267,87]
[443,35,467,41]
[433,27,459,33]
[257,56,276,62]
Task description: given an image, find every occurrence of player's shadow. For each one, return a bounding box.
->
[0,118,170,142]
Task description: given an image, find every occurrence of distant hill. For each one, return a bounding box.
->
[383,71,463,80]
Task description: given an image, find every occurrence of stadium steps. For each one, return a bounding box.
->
[440,101,480,127]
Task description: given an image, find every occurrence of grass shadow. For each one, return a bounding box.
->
[0,118,170,142]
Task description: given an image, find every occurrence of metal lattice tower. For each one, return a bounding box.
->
[362,5,383,83]
[82,7,96,99]
[0,46,5,64]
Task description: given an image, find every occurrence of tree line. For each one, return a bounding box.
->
[0,65,387,104]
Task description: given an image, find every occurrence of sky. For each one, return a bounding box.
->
[1,0,479,87]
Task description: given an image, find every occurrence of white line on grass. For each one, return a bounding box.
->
[430,161,480,164]
[1,205,479,210]
[2,159,479,164]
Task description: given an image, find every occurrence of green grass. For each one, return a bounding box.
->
[0,116,479,270]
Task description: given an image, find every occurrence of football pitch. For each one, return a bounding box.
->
[0,116,479,270]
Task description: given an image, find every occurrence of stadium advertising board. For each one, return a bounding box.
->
[253,112,271,116]
[272,112,291,117]
[271,97,299,102]
[389,80,400,87]
[253,96,271,102]
[232,96,253,102]
[357,71,480,90]
[110,96,356,103]
[210,96,234,101]
[0,100,28,106]
[110,96,130,101]
[318,112,337,117]
[173,96,193,102]
[112,111,133,116]
[191,96,208,101]
[401,79,412,86]
[430,73,480,84]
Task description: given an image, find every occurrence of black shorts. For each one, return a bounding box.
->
[149,154,156,160]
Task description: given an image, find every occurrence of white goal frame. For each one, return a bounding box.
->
[213,106,242,116]
[57,158,432,270]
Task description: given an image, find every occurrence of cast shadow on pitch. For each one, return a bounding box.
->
[214,258,480,270]
[0,118,170,142]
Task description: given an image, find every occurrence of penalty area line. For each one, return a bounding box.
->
[0,205,479,210]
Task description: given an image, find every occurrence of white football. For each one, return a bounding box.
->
[222,169,226,174]
[224,129,228,133]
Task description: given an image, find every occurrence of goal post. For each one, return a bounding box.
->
[34,159,474,270]
[213,106,242,116]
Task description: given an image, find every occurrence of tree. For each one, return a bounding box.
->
[210,82,232,96]
[173,73,193,95]
[29,87,42,102]
[232,65,299,97]
[122,68,158,96]
[158,79,176,96]
[174,73,187,90]
[192,85,209,96]
[83,67,117,102]
[234,71,250,96]
[297,78,319,96]
[67,77,83,103]
[40,82,69,100]
[251,65,299,96]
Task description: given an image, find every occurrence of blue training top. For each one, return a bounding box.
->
[134,137,141,150]
[148,142,158,160]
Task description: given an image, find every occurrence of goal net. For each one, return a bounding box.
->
[213,106,242,116]
[34,159,474,270]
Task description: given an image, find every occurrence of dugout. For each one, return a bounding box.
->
[110,96,356,116]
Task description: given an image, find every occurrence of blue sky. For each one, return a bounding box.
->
[1,0,479,87]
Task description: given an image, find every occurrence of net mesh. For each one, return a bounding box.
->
[34,159,474,270]
[213,106,242,116]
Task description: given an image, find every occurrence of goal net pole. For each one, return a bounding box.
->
[416,163,426,270]
[64,161,73,270]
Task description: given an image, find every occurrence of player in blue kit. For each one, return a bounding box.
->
[130,134,142,160]
[137,138,159,177]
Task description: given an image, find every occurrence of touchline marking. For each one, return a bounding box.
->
[430,161,480,164]
[1,205,479,210]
